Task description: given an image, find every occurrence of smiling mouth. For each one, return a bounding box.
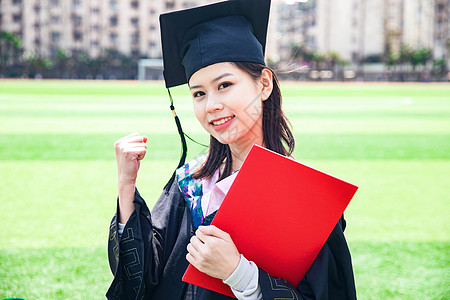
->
[211,116,234,126]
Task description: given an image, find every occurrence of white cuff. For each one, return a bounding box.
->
[223,254,262,299]
[118,222,125,237]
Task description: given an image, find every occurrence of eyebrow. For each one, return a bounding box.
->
[189,73,233,90]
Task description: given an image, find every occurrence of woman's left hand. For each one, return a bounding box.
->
[186,225,240,280]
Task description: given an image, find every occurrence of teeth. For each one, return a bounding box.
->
[212,117,232,126]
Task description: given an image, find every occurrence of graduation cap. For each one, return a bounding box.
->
[159,0,271,189]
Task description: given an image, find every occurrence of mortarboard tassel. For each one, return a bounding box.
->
[164,88,188,192]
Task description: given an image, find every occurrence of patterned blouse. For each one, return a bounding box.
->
[176,155,238,228]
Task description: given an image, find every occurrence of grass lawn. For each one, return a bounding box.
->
[0,79,449,299]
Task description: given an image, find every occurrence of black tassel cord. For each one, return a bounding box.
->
[163,88,207,192]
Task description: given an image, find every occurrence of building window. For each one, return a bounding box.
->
[51,15,60,24]
[183,1,196,8]
[110,33,118,45]
[150,9,156,15]
[131,17,139,27]
[150,25,156,31]
[73,31,83,41]
[51,47,59,57]
[110,16,118,26]
[91,7,100,14]
[149,41,156,47]
[51,31,61,43]
[92,24,100,31]
[50,0,59,7]
[13,14,22,23]
[131,1,139,9]
[307,35,316,48]
[131,49,139,57]
[73,0,82,9]
[13,0,22,5]
[166,1,175,10]
[110,0,118,10]
[34,38,41,46]
[131,32,139,44]
[72,15,82,26]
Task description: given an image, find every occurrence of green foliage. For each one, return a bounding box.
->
[0,32,141,79]
[411,47,432,67]
[0,81,449,298]
[0,31,25,77]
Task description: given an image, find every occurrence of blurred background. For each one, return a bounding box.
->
[0,0,449,81]
[0,0,449,299]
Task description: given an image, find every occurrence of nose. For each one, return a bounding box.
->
[205,94,223,113]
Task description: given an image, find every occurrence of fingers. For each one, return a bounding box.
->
[115,133,148,184]
[124,135,148,144]
[186,235,203,265]
[121,144,147,160]
[115,133,148,158]
[197,225,230,241]
[186,226,240,280]
[115,133,148,148]
[114,132,138,146]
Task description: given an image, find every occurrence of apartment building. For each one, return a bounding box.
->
[0,0,212,58]
[434,0,449,60]
[296,0,449,65]
[0,0,448,68]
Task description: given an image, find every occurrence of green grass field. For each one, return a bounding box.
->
[0,80,449,299]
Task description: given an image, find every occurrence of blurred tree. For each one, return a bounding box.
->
[28,53,53,78]
[0,32,25,77]
[399,45,413,68]
[432,58,447,78]
[54,49,71,78]
[411,48,432,70]
[327,51,347,80]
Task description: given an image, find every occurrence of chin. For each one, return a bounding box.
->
[211,132,239,145]
[214,136,235,145]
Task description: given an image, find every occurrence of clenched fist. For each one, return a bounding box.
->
[114,132,148,223]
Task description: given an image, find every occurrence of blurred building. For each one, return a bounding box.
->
[0,0,448,68]
[284,0,449,65]
[0,0,212,58]
[434,0,449,60]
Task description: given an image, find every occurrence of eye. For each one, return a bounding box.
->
[218,82,232,90]
[193,91,205,98]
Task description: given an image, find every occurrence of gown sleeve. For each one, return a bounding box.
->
[258,216,357,300]
[106,180,192,300]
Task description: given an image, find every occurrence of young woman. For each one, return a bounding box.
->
[107,1,356,299]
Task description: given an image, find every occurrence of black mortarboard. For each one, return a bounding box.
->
[159,0,272,191]
[160,0,271,88]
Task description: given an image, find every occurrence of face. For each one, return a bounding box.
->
[189,62,270,148]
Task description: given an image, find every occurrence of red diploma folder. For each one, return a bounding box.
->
[182,145,358,297]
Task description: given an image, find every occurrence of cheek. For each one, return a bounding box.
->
[193,102,207,124]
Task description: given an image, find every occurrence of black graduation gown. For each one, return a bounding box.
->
[106,178,357,300]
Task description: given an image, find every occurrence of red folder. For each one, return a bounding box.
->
[182,144,358,297]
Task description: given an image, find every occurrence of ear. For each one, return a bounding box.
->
[259,68,273,101]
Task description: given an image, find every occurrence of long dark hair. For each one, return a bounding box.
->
[193,62,295,181]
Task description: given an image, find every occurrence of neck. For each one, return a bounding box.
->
[228,137,264,173]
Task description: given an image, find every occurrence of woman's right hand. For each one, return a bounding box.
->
[114,133,148,223]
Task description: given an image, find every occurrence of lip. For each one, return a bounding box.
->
[210,115,235,131]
